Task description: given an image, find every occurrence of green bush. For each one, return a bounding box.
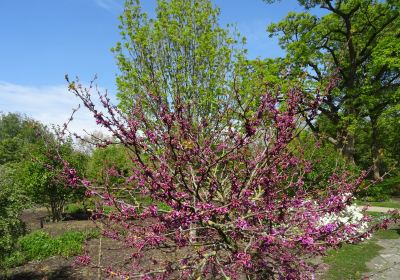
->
[378,176,400,196]
[291,134,360,194]
[363,184,390,201]
[86,145,133,185]
[359,176,400,201]
[0,165,27,268]
[1,251,26,268]
[64,203,86,215]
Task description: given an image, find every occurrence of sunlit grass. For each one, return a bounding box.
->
[323,228,400,279]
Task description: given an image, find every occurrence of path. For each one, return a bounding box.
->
[365,237,400,279]
[358,206,400,279]
[358,206,398,213]
[363,206,399,280]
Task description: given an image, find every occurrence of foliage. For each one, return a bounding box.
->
[1,230,98,268]
[357,176,400,201]
[380,176,400,196]
[64,203,86,215]
[86,144,132,185]
[292,133,360,190]
[63,202,94,220]
[112,0,244,117]
[267,0,400,178]
[362,185,390,202]
[0,165,27,267]
[0,113,39,143]
[377,105,400,174]
[0,113,42,165]
[19,133,87,221]
[0,113,87,222]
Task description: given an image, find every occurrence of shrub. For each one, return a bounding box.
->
[319,200,369,243]
[86,144,133,185]
[65,203,84,215]
[0,165,26,268]
[57,74,398,280]
[20,137,87,222]
[357,176,400,201]
[53,0,397,277]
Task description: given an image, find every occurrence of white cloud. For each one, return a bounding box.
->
[94,0,123,11]
[0,81,112,136]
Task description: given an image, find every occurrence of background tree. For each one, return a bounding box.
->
[267,0,400,178]
[378,105,400,172]
[112,0,244,124]
[0,113,39,265]
[0,113,88,221]
[0,113,42,165]
[87,144,133,185]
[0,113,41,264]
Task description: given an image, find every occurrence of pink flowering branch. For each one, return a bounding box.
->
[59,75,398,279]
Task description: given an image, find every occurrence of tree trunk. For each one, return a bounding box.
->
[339,86,358,165]
[50,198,65,222]
[370,116,381,180]
[337,129,355,164]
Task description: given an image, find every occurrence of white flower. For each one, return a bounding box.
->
[318,195,369,241]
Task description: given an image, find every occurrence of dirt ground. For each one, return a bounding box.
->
[3,208,397,279]
[2,209,197,280]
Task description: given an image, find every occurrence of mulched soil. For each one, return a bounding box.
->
[7,207,393,279]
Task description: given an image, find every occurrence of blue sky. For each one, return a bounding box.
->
[0,0,309,133]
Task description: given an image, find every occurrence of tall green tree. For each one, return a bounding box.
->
[267,0,400,178]
[112,0,243,124]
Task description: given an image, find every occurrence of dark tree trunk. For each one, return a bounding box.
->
[337,129,355,164]
[370,116,381,180]
[50,199,65,222]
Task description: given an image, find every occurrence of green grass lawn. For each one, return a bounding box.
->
[355,198,400,209]
[366,211,390,218]
[323,228,400,280]
[323,240,382,280]
[1,229,98,269]
[373,228,400,239]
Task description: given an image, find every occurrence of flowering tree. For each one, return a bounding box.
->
[60,75,397,280]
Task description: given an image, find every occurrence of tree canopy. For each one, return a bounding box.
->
[112,0,245,124]
[267,0,400,177]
